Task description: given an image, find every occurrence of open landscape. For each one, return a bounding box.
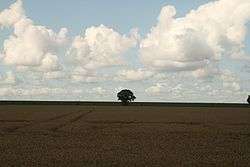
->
[0,102,249,166]
[1,0,250,166]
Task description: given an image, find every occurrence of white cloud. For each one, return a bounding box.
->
[0,0,68,72]
[0,86,66,97]
[71,75,102,83]
[0,0,24,27]
[192,63,220,78]
[115,68,154,81]
[19,88,63,96]
[0,71,16,85]
[0,87,13,96]
[88,87,107,96]
[144,70,246,102]
[70,67,107,83]
[0,0,249,102]
[145,83,164,95]
[67,24,138,70]
[43,71,67,80]
[67,25,138,83]
[0,85,99,99]
[242,65,250,73]
[220,70,241,91]
[38,53,62,72]
[140,0,250,74]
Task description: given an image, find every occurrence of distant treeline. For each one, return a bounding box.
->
[0,101,249,108]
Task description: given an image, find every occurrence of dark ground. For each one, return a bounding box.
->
[0,103,250,166]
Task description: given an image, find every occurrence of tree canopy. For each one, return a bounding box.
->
[117,89,136,104]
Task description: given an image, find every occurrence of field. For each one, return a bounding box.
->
[0,102,250,166]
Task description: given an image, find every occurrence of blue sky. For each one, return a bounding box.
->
[0,0,213,36]
[0,0,250,102]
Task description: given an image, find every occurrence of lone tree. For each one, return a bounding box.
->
[247,95,250,104]
[117,89,136,104]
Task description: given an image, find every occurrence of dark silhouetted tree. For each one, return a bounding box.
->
[117,89,136,104]
[247,95,250,104]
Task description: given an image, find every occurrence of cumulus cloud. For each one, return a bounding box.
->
[192,63,220,78]
[67,25,138,70]
[115,68,154,81]
[0,0,68,72]
[0,0,249,102]
[0,0,24,27]
[140,0,250,74]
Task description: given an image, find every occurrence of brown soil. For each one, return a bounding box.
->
[0,104,249,167]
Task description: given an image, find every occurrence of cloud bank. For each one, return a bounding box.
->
[115,68,154,81]
[140,0,250,75]
[0,71,16,85]
[0,0,249,102]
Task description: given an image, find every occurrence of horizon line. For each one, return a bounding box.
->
[0,100,249,108]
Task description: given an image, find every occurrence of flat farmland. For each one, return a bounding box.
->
[0,102,250,167]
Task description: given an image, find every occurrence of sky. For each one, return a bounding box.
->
[0,0,250,102]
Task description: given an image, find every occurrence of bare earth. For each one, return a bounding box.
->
[0,104,250,167]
